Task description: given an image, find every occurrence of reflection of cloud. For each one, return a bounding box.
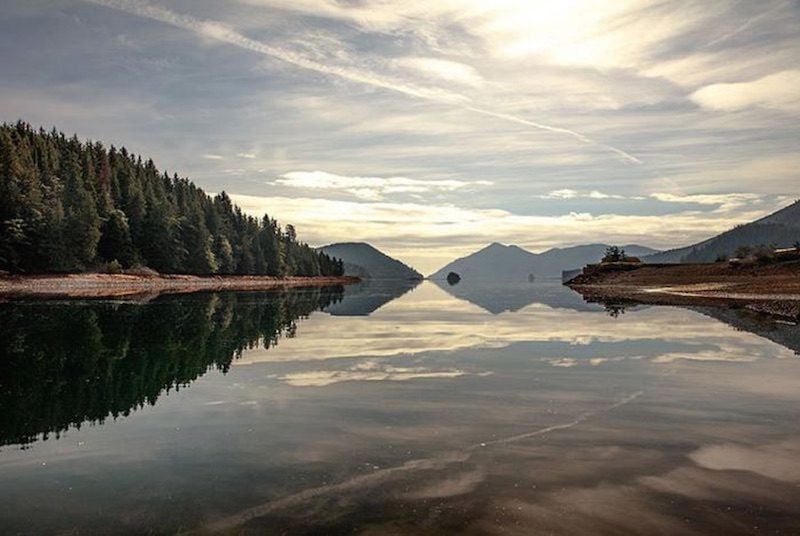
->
[651,345,759,364]
[400,469,484,499]
[203,390,643,533]
[272,360,485,387]
[639,466,788,503]
[235,283,796,366]
[690,440,800,482]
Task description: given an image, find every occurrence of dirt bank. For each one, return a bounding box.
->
[0,273,360,301]
[566,261,800,320]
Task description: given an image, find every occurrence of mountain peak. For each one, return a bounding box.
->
[319,242,422,280]
[431,243,659,280]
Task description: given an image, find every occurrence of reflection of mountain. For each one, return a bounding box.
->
[0,288,343,446]
[326,279,420,316]
[691,307,800,355]
[433,279,605,314]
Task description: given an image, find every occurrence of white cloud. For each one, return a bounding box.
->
[540,189,635,200]
[84,0,642,164]
[228,192,784,273]
[690,70,800,113]
[237,152,256,159]
[650,192,764,212]
[276,170,492,200]
[396,57,484,86]
[202,153,224,160]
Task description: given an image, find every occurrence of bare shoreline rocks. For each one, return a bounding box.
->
[0,273,360,301]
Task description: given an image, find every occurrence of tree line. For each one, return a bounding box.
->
[0,121,344,276]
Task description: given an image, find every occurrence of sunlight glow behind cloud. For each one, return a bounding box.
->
[2,0,797,271]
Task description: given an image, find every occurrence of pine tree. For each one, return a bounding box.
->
[61,150,101,270]
[0,123,345,277]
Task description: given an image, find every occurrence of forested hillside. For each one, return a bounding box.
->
[644,199,800,263]
[0,122,343,276]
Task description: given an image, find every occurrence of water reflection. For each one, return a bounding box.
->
[0,288,343,446]
[327,279,420,316]
[1,281,800,534]
[432,277,604,313]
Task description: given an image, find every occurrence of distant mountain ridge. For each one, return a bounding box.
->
[319,242,422,280]
[644,199,800,263]
[430,242,658,280]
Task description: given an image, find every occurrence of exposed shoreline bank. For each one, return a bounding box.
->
[566,261,800,320]
[0,273,360,300]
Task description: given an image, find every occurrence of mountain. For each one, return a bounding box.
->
[319,242,422,280]
[526,243,659,276]
[430,242,658,280]
[644,199,800,263]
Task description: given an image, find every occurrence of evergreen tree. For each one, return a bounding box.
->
[61,150,101,270]
[0,122,345,277]
[98,209,136,267]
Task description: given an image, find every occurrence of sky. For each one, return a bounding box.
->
[1,0,798,273]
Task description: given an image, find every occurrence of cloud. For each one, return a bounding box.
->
[83,0,641,164]
[237,152,256,159]
[275,170,492,200]
[650,192,764,212]
[690,70,800,113]
[540,189,636,200]
[202,153,224,160]
[396,57,484,87]
[227,192,785,273]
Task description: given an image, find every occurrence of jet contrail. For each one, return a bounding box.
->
[84,0,641,164]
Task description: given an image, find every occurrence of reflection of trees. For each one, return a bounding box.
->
[0,288,342,447]
[603,303,627,318]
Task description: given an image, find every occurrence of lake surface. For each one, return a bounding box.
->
[2,280,800,535]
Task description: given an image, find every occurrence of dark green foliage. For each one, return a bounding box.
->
[602,246,627,263]
[0,122,344,276]
[0,288,343,446]
[98,209,136,267]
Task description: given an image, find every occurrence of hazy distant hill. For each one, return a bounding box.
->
[644,199,800,263]
[319,242,423,280]
[430,242,658,280]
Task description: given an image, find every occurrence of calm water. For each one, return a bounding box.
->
[1,280,800,535]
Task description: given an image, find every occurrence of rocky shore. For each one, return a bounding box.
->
[566,260,800,320]
[0,273,360,300]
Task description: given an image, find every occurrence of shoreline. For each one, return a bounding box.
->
[566,261,800,321]
[0,273,360,301]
